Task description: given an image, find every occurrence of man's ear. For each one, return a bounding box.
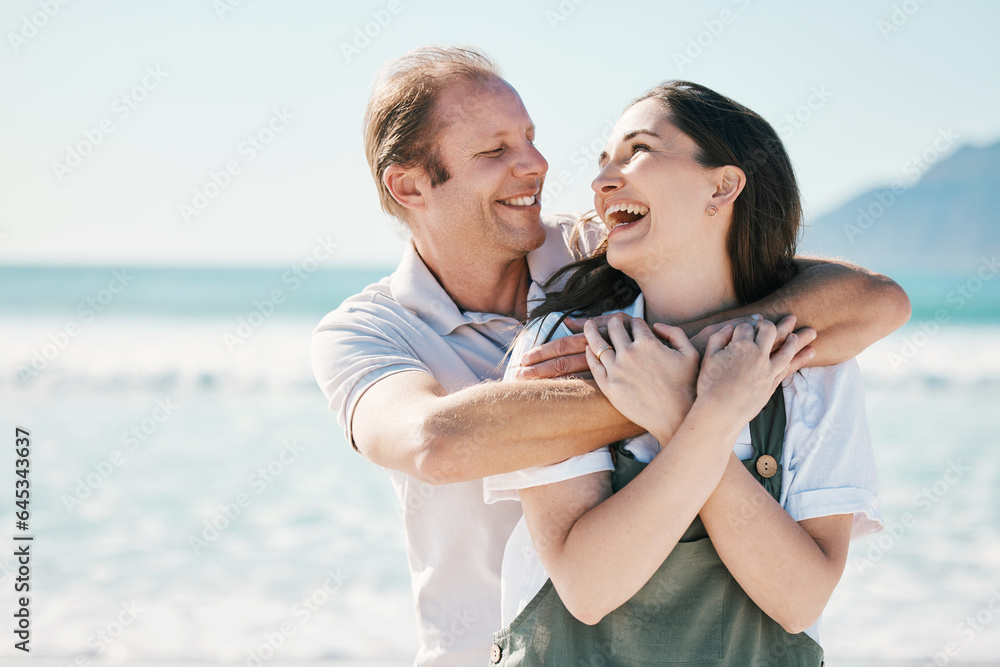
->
[383,164,427,213]
[709,165,746,211]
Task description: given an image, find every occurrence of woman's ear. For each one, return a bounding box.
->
[709,165,746,211]
[383,164,427,213]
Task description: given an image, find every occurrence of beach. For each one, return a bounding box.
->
[1,267,998,664]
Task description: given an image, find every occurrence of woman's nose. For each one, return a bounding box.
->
[591,167,624,194]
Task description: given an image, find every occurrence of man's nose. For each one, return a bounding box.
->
[513,142,548,179]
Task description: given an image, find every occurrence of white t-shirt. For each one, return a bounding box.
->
[484,295,884,644]
[311,215,603,667]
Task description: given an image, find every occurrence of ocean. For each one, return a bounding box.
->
[1,265,998,665]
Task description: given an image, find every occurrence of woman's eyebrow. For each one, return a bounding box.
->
[598,129,661,167]
[622,129,659,141]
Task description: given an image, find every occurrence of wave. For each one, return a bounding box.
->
[2,316,998,397]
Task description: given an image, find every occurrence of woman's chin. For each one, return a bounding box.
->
[606,247,639,278]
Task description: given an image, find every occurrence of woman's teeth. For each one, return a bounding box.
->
[604,202,650,227]
[499,196,537,206]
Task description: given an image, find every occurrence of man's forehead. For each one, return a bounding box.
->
[434,79,533,144]
[437,78,527,120]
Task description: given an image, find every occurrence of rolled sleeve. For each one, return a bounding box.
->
[312,308,430,448]
[781,360,885,540]
[485,308,613,504]
[484,449,614,504]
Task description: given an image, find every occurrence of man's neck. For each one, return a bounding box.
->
[414,242,532,320]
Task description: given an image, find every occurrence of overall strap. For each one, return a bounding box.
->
[742,386,786,501]
[613,386,786,499]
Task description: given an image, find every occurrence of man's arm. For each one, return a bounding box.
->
[351,370,645,485]
[682,256,911,366]
[517,257,911,378]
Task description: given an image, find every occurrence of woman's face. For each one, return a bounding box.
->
[592,98,723,280]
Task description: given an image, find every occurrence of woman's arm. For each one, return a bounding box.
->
[699,456,852,633]
[698,359,878,632]
[518,317,813,624]
[520,399,751,624]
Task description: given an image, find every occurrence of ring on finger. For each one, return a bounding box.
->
[594,344,614,364]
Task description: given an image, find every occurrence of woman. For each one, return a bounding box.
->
[483,81,883,665]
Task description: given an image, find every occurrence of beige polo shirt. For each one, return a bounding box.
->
[311,214,601,667]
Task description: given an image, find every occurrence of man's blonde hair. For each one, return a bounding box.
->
[363,46,503,222]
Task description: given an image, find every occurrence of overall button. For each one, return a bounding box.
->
[756,454,778,478]
[491,643,503,663]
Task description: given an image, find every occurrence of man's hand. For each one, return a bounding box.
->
[513,312,635,380]
[688,313,799,357]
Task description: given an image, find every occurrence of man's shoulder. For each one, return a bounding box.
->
[314,274,405,331]
[541,212,605,257]
[529,213,605,286]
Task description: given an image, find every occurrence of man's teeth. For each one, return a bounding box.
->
[604,202,650,218]
[500,196,536,206]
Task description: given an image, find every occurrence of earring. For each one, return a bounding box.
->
[706,206,718,217]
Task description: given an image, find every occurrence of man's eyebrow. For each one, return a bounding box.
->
[481,123,536,142]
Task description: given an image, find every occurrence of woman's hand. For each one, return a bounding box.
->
[583,316,699,438]
[697,317,816,425]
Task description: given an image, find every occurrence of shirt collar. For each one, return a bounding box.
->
[390,242,473,336]
[389,219,588,336]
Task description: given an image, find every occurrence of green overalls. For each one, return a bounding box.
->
[489,390,825,666]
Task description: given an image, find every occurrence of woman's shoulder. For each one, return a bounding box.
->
[782,358,866,429]
[790,357,863,387]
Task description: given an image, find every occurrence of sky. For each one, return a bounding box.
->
[1,0,999,268]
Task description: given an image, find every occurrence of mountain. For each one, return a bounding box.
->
[799,141,1000,274]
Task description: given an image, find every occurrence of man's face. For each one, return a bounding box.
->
[416,78,548,262]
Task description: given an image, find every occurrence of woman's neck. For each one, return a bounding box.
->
[635,258,740,327]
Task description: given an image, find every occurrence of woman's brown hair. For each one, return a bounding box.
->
[529,80,801,331]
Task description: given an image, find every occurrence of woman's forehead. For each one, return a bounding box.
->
[607,99,684,148]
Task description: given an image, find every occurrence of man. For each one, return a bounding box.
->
[312,46,910,666]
